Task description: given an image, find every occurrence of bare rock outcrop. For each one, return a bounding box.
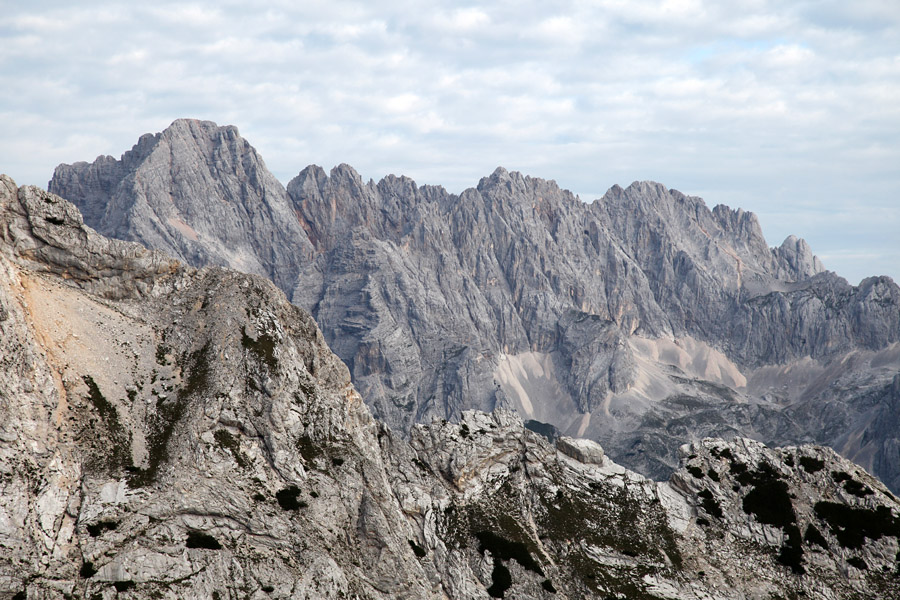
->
[2,177,899,599]
[49,121,900,494]
[1,177,431,599]
[49,119,314,292]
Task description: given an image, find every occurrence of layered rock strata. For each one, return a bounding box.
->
[50,121,900,493]
[2,176,900,598]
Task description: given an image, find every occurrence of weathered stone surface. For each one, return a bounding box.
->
[286,163,900,490]
[1,177,432,599]
[2,177,899,599]
[50,121,900,495]
[49,119,314,292]
[556,436,605,465]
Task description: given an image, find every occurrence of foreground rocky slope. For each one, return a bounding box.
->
[2,176,900,598]
[50,121,900,494]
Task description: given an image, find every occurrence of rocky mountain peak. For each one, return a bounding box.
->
[476,167,577,208]
[50,119,313,292]
[3,175,900,598]
[711,203,767,245]
[477,165,514,189]
[775,234,826,280]
[47,121,900,498]
[329,162,366,188]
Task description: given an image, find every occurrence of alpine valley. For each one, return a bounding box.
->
[0,119,898,598]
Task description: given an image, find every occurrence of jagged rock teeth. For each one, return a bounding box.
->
[47,121,900,493]
[2,177,900,598]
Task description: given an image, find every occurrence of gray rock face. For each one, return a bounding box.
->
[49,119,314,292]
[286,164,900,488]
[3,176,899,599]
[50,121,900,494]
[1,176,433,599]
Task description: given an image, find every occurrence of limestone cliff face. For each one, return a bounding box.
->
[2,176,900,599]
[50,121,900,493]
[49,119,314,292]
[285,164,900,488]
[1,175,430,598]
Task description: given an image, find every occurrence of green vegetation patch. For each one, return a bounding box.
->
[276,485,307,511]
[711,447,734,461]
[440,483,547,596]
[486,560,512,598]
[295,434,323,465]
[741,473,796,529]
[82,375,132,472]
[476,531,543,598]
[832,470,852,482]
[542,482,681,565]
[830,472,877,499]
[698,489,723,519]
[408,539,427,558]
[539,474,684,597]
[128,343,210,487]
[80,561,97,578]
[803,524,828,549]
[729,461,748,478]
[776,525,805,574]
[181,342,212,398]
[686,465,704,479]
[214,429,248,469]
[445,469,681,599]
[524,420,559,443]
[86,520,119,537]
[242,327,278,371]
[476,530,544,575]
[735,461,805,574]
[155,344,171,366]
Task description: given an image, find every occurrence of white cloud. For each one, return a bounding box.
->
[441,7,491,32]
[763,43,814,66]
[1,0,898,282]
[142,4,223,26]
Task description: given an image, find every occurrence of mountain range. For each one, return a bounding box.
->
[48,119,900,493]
[2,172,899,598]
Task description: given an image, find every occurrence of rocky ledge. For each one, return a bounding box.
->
[1,176,898,599]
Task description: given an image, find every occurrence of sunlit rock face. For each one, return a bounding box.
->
[49,119,314,293]
[2,176,900,599]
[51,121,900,493]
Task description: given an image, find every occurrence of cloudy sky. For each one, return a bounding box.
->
[2,1,898,284]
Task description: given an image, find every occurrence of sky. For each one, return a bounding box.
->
[2,1,898,284]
